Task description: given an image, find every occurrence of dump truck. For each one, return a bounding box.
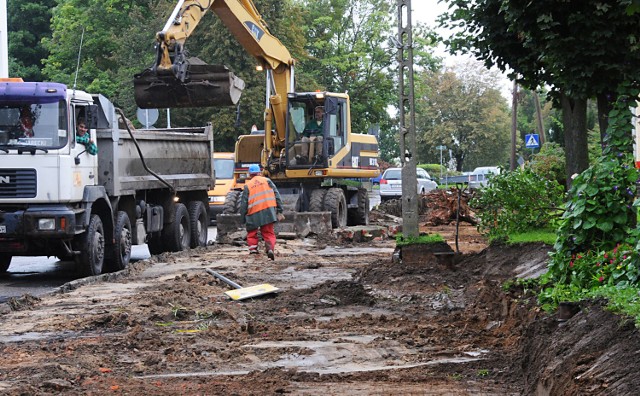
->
[0,79,215,275]
[134,0,380,229]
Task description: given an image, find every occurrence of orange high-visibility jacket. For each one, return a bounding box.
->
[246,176,277,215]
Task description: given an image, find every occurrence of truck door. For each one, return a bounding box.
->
[70,105,99,197]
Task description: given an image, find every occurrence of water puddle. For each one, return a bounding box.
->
[136,337,489,379]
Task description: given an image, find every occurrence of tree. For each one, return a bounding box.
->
[38,0,307,141]
[7,0,56,81]
[441,0,640,185]
[414,61,511,171]
[297,0,439,137]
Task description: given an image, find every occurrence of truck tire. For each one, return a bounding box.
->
[188,201,208,248]
[0,254,11,273]
[147,232,164,255]
[309,188,327,212]
[77,214,105,276]
[223,190,242,214]
[163,203,191,252]
[325,187,347,228]
[108,211,132,271]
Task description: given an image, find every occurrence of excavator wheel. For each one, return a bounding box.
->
[223,190,242,214]
[324,188,348,228]
[133,58,245,109]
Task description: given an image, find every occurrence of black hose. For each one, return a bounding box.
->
[115,108,175,194]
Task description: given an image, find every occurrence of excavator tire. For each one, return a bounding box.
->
[223,190,242,214]
[133,58,245,109]
[347,188,370,226]
[309,188,327,212]
[325,187,348,228]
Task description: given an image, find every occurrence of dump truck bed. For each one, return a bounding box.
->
[96,126,214,197]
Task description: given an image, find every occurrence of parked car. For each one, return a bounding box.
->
[208,152,236,223]
[379,167,438,202]
[371,173,383,185]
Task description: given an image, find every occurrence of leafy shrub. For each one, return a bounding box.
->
[470,168,565,240]
[529,142,566,187]
[547,88,639,286]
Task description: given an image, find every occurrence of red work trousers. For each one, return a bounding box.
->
[247,222,276,253]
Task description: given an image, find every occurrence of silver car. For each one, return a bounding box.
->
[379,167,438,202]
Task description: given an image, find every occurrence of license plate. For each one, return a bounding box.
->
[391,184,402,189]
[0,225,5,233]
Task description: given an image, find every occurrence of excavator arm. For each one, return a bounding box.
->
[134,0,294,148]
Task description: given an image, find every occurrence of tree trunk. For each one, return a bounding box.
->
[510,81,518,171]
[560,93,589,189]
[596,92,614,145]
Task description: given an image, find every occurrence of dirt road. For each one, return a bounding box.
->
[0,222,639,395]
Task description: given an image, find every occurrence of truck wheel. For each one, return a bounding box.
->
[325,187,348,228]
[163,203,191,252]
[77,214,105,276]
[223,190,242,214]
[188,201,208,248]
[309,188,327,212]
[108,211,132,271]
[147,232,164,255]
[0,254,12,273]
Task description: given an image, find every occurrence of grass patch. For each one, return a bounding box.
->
[506,229,556,245]
[396,233,445,247]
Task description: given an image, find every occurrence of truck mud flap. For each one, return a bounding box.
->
[133,60,245,109]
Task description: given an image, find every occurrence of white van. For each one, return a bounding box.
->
[468,166,501,189]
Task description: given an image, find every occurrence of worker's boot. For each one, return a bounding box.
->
[267,249,275,260]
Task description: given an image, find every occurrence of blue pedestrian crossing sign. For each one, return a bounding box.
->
[525,134,540,149]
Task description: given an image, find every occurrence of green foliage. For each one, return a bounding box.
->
[506,230,557,245]
[470,168,565,240]
[441,0,640,182]
[529,143,566,187]
[7,0,56,81]
[547,84,639,290]
[418,164,445,178]
[395,233,445,247]
[414,63,511,171]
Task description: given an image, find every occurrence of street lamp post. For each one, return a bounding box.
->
[436,145,446,184]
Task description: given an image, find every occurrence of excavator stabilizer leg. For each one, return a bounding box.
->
[133,58,245,109]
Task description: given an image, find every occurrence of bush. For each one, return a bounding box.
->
[470,168,565,240]
[529,142,566,187]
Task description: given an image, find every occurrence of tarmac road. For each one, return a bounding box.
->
[0,226,218,303]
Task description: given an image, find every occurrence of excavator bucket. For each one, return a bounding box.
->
[133,58,245,109]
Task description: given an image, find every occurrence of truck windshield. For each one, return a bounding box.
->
[0,100,68,150]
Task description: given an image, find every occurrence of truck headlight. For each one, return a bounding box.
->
[38,218,56,230]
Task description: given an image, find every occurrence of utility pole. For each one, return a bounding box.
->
[0,0,8,78]
[397,0,418,238]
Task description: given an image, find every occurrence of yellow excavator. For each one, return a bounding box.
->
[134,0,380,227]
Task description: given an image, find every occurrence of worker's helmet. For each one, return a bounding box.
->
[248,164,261,174]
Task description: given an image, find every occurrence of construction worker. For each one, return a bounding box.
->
[239,164,284,260]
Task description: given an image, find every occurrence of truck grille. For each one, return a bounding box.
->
[0,169,37,198]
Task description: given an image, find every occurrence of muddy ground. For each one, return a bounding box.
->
[1,206,640,394]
